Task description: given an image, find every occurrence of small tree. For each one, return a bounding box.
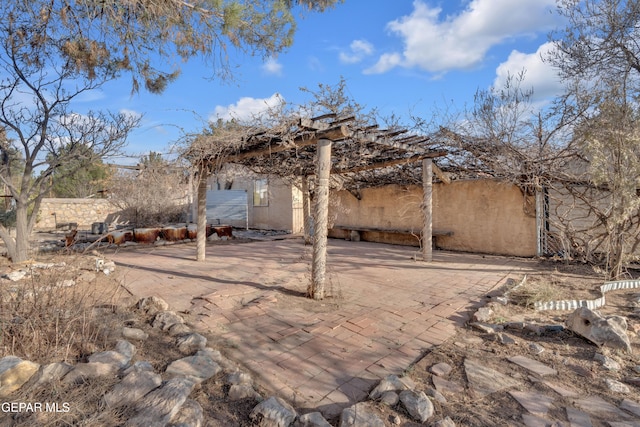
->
[109,154,189,227]
[48,144,113,198]
[0,0,341,262]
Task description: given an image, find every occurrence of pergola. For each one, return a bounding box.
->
[189,114,448,299]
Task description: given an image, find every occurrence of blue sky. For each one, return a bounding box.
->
[90,0,566,165]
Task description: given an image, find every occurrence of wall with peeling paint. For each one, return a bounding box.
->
[329,180,537,257]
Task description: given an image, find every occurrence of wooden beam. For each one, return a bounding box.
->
[224,125,349,163]
[433,163,451,184]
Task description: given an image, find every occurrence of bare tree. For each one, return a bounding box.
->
[0,0,341,262]
[109,154,189,227]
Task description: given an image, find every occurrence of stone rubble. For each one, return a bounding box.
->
[1,293,639,427]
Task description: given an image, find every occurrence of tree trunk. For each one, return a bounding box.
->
[12,199,30,263]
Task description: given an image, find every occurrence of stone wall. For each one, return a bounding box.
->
[36,198,128,230]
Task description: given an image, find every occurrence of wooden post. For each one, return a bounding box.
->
[311,139,332,299]
[301,176,312,245]
[421,158,433,262]
[196,169,208,262]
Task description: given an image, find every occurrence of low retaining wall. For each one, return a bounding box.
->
[36,198,126,231]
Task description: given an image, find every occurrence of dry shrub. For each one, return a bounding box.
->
[508,277,564,308]
[0,257,125,363]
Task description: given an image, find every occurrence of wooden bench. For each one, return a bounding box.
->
[330,226,453,247]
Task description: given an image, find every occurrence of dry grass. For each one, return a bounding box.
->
[0,256,126,363]
[507,276,565,308]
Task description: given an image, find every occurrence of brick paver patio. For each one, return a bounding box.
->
[110,237,534,418]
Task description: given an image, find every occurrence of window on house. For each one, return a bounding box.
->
[253,178,268,206]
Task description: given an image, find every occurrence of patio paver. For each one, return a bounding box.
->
[109,238,533,417]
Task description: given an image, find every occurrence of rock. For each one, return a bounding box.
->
[228,384,261,401]
[498,333,517,345]
[470,322,503,334]
[429,362,452,377]
[103,369,162,408]
[494,296,509,305]
[528,343,545,355]
[379,391,399,406]
[594,353,620,371]
[62,362,119,385]
[464,358,521,397]
[506,321,525,330]
[473,307,494,323]
[176,333,207,355]
[123,361,155,376]
[624,376,640,387]
[431,375,464,395]
[389,414,401,425]
[523,323,543,335]
[542,324,564,333]
[152,311,184,331]
[294,411,332,427]
[227,371,253,386]
[250,396,297,427]
[126,377,196,427]
[508,355,557,376]
[27,362,73,388]
[399,390,434,423]
[88,351,130,368]
[433,417,457,427]
[168,323,192,337]
[169,399,204,427]
[165,353,221,383]
[0,356,40,396]
[605,378,630,393]
[508,390,554,416]
[123,327,149,341]
[574,395,633,420]
[620,399,640,417]
[4,270,27,281]
[369,374,415,399]
[137,296,170,315]
[426,387,448,403]
[566,307,632,352]
[339,402,384,427]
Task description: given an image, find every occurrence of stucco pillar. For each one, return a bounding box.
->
[422,158,433,262]
[311,139,332,299]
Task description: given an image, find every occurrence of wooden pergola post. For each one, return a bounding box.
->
[301,176,312,245]
[311,138,332,299]
[196,168,209,262]
[421,158,433,262]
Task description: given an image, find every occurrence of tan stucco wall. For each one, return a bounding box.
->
[329,180,537,257]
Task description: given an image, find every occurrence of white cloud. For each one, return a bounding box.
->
[339,39,374,64]
[262,57,283,76]
[368,0,560,75]
[493,42,564,103]
[119,108,143,120]
[210,93,284,122]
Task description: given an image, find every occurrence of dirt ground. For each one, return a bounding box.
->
[1,238,639,426]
